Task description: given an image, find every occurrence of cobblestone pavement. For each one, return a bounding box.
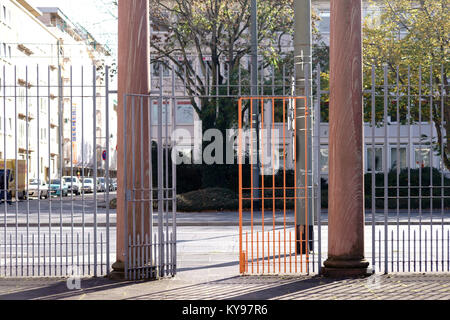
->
[0,272,449,300]
[0,225,449,300]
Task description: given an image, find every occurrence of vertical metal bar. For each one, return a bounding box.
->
[43,234,46,276]
[407,66,411,272]
[131,96,136,281]
[37,64,41,276]
[441,64,445,272]
[316,66,322,274]
[81,66,85,275]
[371,64,376,271]
[403,229,405,272]
[267,231,270,273]
[283,98,287,273]
[101,232,103,276]
[383,65,388,274]
[21,234,23,276]
[66,233,68,275]
[418,66,423,272]
[436,229,439,272]
[93,66,98,277]
[429,65,434,271]
[26,66,30,276]
[123,94,128,279]
[238,99,243,273]
[58,65,63,276]
[77,233,79,273]
[294,97,298,273]
[9,234,12,276]
[139,96,144,278]
[70,66,74,271]
[105,66,110,276]
[425,229,427,272]
[165,95,169,276]
[396,65,400,272]
[15,66,19,277]
[2,65,6,277]
[250,99,254,273]
[32,234,35,276]
[261,98,265,274]
[379,229,381,271]
[148,96,153,278]
[172,85,177,276]
[54,233,57,276]
[88,232,90,275]
[391,230,394,272]
[158,87,164,277]
[271,98,275,273]
[414,229,416,272]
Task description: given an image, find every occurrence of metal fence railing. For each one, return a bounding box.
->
[0,64,115,277]
[315,64,449,274]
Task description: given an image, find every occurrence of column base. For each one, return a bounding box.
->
[322,258,370,278]
[109,260,125,280]
[109,260,159,281]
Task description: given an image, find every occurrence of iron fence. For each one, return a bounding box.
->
[315,63,449,274]
[0,64,114,277]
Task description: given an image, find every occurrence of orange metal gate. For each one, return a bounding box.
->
[238,97,310,275]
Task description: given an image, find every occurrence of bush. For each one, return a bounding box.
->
[177,188,239,212]
[320,168,450,210]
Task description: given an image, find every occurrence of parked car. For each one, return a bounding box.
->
[62,176,82,195]
[28,179,49,199]
[97,177,106,192]
[49,179,69,197]
[109,178,117,191]
[82,178,95,194]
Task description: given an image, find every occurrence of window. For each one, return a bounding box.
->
[152,62,170,77]
[415,147,431,168]
[40,128,47,142]
[152,100,172,125]
[367,147,383,172]
[176,102,194,124]
[391,147,407,170]
[320,146,329,173]
[319,11,330,35]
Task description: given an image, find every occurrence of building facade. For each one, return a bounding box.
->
[0,0,115,187]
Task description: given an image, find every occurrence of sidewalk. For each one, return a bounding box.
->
[0,272,449,300]
[0,225,449,300]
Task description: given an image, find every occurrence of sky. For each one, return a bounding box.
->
[29,0,118,59]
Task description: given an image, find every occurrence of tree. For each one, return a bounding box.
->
[363,0,449,169]
[150,0,297,132]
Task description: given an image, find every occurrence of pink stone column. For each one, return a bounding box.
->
[323,0,369,277]
[112,0,150,278]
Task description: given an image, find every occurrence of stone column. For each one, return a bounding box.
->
[323,0,369,277]
[112,0,150,279]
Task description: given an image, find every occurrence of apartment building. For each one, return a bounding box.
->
[0,0,115,185]
[37,7,116,177]
[0,0,60,183]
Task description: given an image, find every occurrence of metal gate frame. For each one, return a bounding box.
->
[315,63,449,274]
[0,64,114,277]
[238,96,316,275]
[122,92,177,280]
